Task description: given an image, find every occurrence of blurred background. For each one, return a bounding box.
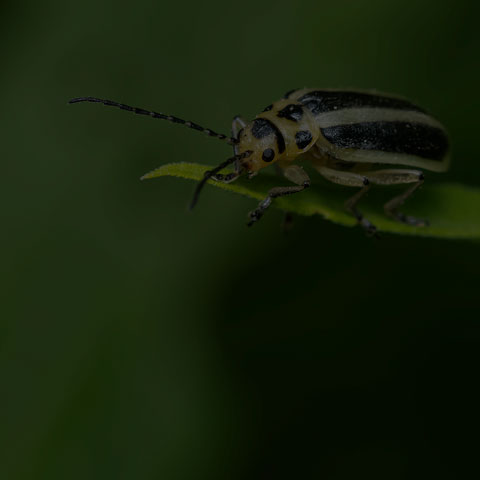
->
[1,0,479,478]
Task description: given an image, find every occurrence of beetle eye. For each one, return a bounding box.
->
[262,148,275,162]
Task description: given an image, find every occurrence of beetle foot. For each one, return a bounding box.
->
[360,218,380,239]
[247,209,263,227]
[390,211,430,227]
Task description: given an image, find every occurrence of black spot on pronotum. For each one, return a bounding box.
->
[262,148,275,162]
[277,104,303,122]
[252,118,275,139]
[252,118,286,153]
[295,130,313,149]
[262,104,273,112]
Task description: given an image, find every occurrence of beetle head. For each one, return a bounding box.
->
[235,119,285,174]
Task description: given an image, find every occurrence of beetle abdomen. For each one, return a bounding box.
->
[287,88,450,172]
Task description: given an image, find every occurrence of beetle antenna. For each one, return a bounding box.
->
[68,96,239,145]
[189,150,252,210]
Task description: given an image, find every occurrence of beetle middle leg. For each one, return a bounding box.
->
[316,165,378,236]
[247,165,310,227]
[344,180,378,236]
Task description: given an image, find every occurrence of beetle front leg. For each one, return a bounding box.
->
[207,119,246,184]
[231,115,247,157]
[247,165,310,227]
[247,185,309,227]
[208,171,240,183]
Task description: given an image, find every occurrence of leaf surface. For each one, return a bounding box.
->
[142,162,480,239]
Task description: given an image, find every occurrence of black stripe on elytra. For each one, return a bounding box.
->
[321,121,449,160]
[251,118,286,153]
[295,130,313,149]
[277,104,303,122]
[299,91,427,115]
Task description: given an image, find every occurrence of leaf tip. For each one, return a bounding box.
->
[140,170,156,181]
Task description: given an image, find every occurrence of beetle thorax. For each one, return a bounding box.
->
[236,99,319,173]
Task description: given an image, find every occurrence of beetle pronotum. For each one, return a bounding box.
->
[69,88,449,234]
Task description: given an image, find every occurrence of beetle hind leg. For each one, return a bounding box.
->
[317,165,430,233]
[365,169,428,227]
[383,174,428,227]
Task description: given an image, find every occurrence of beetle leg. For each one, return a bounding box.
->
[364,169,427,226]
[275,164,295,229]
[384,182,427,226]
[201,116,247,182]
[230,115,247,171]
[209,118,249,182]
[315,165,378,236]
[208,171,240,183]
[231,115,247,156]
[247,165,310,227]
[206,117,247,182]
[344,181,379,237]
[232,115,247,137]
[367,169,427,226]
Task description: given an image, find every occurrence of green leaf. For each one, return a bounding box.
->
[141,162,480,239]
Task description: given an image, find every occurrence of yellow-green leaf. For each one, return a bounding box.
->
[142,162,480,239]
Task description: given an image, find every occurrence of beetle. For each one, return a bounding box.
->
[69,88,450,234]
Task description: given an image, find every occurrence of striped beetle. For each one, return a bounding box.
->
[69,88,449,234]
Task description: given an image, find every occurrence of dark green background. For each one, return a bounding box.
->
[2,0,479,478]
